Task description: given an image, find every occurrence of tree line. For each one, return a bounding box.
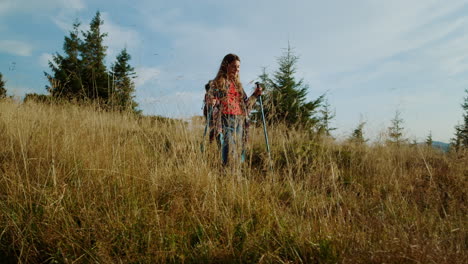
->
[39,11,138,113]
[256,44,468,150]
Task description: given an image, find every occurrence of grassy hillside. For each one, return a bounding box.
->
[0,100,466,263]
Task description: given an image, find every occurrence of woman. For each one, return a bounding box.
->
[206,53,262,165]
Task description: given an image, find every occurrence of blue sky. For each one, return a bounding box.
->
[1,0,467,143]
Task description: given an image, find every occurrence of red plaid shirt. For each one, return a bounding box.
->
[221,82,243,115]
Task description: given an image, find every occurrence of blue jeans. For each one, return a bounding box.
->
[220,115,245,165]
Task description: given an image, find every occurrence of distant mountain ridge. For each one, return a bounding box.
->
[431,141,450,152]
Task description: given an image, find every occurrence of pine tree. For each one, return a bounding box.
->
[110,48,139,112]
[387,110,406,145]
[450,124,463,152]
[426,131,433,147]
[258,67,273,91]
[260,44,323,129]
[349,121,367,144]
[81,11,109,101]
[251,67,273,122]
[461,89,468,147]
[45,12,140,109]
[0,72,6,99]
[451,89,468,149]
[317,98,336,136]
[45,21,84,99]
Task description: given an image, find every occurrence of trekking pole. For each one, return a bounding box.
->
[256,82,273,170]
[200,106,212,153]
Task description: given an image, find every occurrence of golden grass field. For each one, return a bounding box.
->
[0,99,466,263]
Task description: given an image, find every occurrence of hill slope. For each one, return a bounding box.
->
[0,100,466,263]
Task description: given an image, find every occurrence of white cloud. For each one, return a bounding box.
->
[100,12,142,60]
[39,53,54,68]
[0,1,14,16]
[293,0,468,74]
[139,91,204,118]
[146,12,244,59]
[427,30,468,76]
[0,40,33,56]
[140,97,161,104]
[52,12,143,64]
[0,0,84,16]
[52,15,73,32]
[136,0,468,89]
[134,67,161,87]
[60,0,85,11]
[8,84,35,98]
[442,55,468,76]
[329,15,468,93]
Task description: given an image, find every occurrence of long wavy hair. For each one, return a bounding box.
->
[213,53,245,96]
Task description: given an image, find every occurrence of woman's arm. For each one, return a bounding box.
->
[244,85,263,113]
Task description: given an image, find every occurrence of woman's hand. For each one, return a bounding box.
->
[254,83,263,96]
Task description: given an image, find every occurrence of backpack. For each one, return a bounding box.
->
[202,80,219,143]
[202,80,212,117]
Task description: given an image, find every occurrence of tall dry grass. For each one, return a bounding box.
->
[0,99,466,263]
